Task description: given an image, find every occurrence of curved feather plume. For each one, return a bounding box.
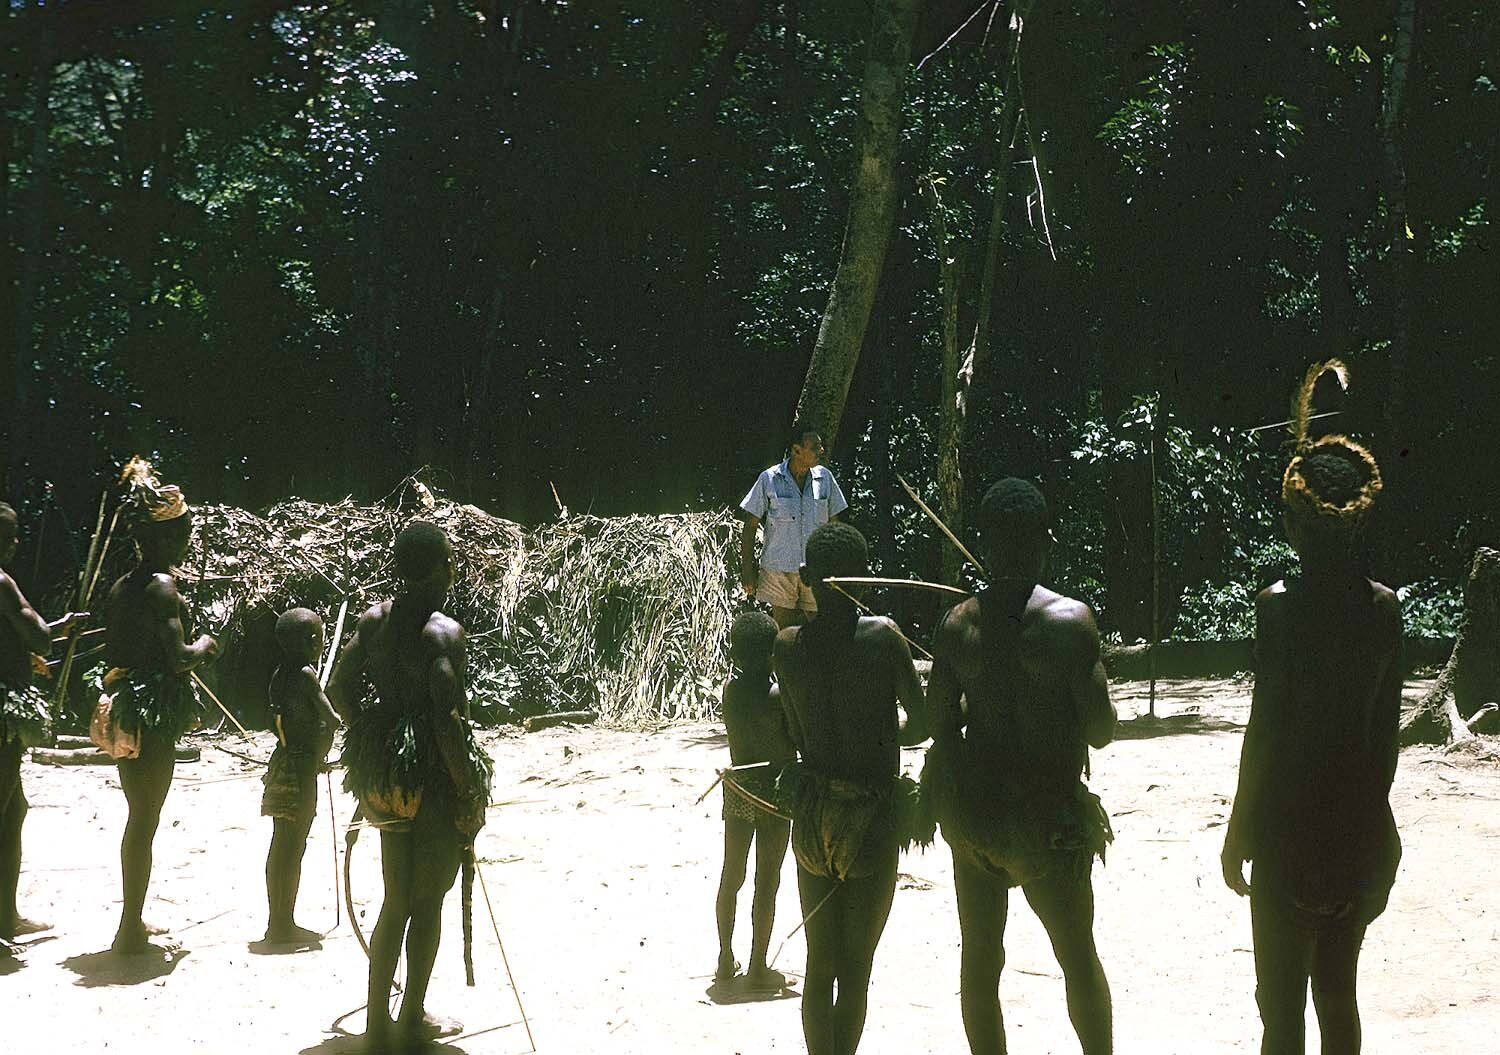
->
[1290,359,1350,450]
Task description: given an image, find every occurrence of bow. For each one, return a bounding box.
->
[343,801,376,962]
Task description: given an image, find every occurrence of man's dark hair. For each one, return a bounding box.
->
[788,420,822,453]
[729,609,778,670]
[394,521,452,583]
[976,478,1050,547]
[805,521,868,580]
[1300,449,1365,507]
[275,607,322,654]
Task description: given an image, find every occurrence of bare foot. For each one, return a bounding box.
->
[110,926,152,955]
[714,955,740,983]
[0,916,52,940]
[745,964,789,991]
[360,1019,395,1054]
[403,1012,463,1040]
[263,922,322,945]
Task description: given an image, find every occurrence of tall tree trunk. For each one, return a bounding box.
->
[931,1,1032,584]
[1376,0,1416,577]
[794,0,920,448]
[1400,547,1500,745]
[5,1,54,493]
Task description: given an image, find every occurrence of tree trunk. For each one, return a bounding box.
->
[1375,0,1416,576]
[1400,547,1500,745]
[794,0,920,449]
[929,1,1032,585]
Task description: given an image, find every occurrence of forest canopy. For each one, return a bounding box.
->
[3,0,1495,644]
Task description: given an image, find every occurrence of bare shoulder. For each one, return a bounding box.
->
[1036,591,1099,637]
[934,596,979,646]
[1255,580,1288,616]
[142,572,183,611]
[1368,579,1401,629]
[421,611,465,652]
[356,600,391,629]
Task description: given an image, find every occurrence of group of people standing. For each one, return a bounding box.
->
[723,365,1402,1055]
[0,460,491,1052]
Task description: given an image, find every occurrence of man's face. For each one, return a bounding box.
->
[0,514,19,565]
[790,433,825,472]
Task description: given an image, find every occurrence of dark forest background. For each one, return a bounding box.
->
[2,0,1496,643]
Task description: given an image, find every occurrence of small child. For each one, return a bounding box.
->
[261,607,341,945]
[714,609,796,990]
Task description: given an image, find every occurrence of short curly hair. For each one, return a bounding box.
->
[976,478,1049,547]
[274,607,323,654]
[394,520,452,583]
[728,609,778,669]
[805,521,868,580]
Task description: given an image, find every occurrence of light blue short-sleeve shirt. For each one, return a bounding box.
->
[739,460,849,572]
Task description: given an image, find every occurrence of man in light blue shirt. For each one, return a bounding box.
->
[739,422,849,627]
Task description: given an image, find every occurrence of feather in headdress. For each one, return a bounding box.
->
[119,456,188,524]
[1280,360,1381,533]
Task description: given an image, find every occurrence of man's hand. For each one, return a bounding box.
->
[197,634,220,660]
[52,611,90,637]
[456,793,486,844]
[1221,838,1251,897]
[741,563,757,598]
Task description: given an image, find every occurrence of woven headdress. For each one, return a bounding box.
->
[119,456,188,526]
[1280,360,1381,537]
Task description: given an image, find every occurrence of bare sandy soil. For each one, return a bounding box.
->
[3,678,1497,1054]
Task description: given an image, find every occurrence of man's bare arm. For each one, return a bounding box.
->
[1223,588,1281,895]
[0,572,52,654]
[145,574,217,673]
[1061,602,1115,749]
[326,609,375,724]
[772,632,807,753]
[427,621,477,794]
[886,619,928,747]
[740,515,760,596]
[926,606,967,747]
[1373,589,1404,790]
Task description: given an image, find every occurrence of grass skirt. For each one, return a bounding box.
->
[776,762,923,881]
[918,738,1113,887]
[0,680,51,748]
[96,667,201,743]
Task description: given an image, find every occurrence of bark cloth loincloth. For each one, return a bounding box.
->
[0,679,51,748]
[260,733,334,822]
[777,762,922,882]
[918,737,1113,888]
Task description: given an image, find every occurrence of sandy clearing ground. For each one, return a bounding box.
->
[2,679,1496,1054]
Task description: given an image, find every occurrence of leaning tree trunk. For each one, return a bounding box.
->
[794,0,920,449]
[1400,547,1500,745]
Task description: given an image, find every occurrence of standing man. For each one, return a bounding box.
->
[740,421,849,628]
[924,479,1116,1055]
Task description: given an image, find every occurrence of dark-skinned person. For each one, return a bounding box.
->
[99,457,218,953]
[923,478,1117,1055]
[1222,361,1402,1055]
[328,521,493,1053]
[772,522,926,1055]
[0,502,87,940]
[714,608,795,991]
[260,607,341,945]
[740,420,849,628]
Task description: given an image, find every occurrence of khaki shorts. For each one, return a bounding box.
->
[757,568,816,612]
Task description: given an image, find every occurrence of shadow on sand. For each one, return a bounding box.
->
[1113,712,1242,741]
[248,937,324,956]
[298,1032,477,1055]
[705,976,801,1006]
[62,942,189,987]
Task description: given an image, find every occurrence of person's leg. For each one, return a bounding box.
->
[266,805,319,941]
[715,818,754,980]
[1023,865,1112,1055]
[1251,886,1316,1055]
[113,733,176,952]
[771,606,805,629]
[953,851,1011,1055]
[0,740,35,937]
[396,809,463,1039]
[831,847,898,1055]
[281,789,318,934]
[265,818,287,935]
[798,865,841,1055]
[365,829,414,1047]
[746,814,791,987]
[1309,922,1366,1055]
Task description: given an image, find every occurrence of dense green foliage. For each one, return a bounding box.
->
[4,1,1494,641]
